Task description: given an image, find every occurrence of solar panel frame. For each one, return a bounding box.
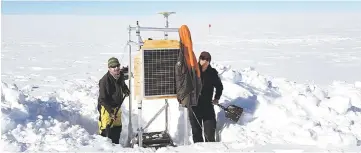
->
[141,48,180,98]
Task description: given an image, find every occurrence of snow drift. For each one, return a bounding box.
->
[2,63,361,152]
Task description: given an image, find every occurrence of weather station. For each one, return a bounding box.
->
[125,11,180,149]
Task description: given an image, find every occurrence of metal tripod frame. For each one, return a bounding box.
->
[125,12,179,148]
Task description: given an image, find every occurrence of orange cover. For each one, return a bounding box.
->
[179,25,201,78]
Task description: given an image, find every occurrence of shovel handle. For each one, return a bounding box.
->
[216,104,228,111]
[106,95,126,137]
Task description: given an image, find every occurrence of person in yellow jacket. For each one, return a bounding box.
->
[97,57,130,144]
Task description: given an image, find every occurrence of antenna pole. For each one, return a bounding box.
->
[158,11,176,40]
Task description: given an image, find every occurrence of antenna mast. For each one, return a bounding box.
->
[158,11,176,40]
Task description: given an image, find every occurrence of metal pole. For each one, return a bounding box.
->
[165,99,169,132]
[164,16,169,40]
[126,25,133,147]
[135,21,143,148]
[128,26,178,32]
[184,106,188,145]
[143,104,167,130]
[135,21,143,49]
[138,98,143,147]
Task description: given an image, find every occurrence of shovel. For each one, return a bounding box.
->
[216,104,243,122]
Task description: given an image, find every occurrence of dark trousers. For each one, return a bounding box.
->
[100,126,122,144]
[188,106,216,143]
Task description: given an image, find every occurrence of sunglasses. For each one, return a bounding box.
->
[110,64,120,68]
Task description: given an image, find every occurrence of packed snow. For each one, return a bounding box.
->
[2,13,361,152]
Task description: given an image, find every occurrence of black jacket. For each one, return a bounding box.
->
[197,63,223,108]
[98,71,129,114]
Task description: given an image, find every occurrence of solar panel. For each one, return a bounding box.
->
[133,39,180,100]
[143,49,179,97]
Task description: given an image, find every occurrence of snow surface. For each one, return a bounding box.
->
[2,13,361,152]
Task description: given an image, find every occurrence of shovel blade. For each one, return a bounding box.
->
[224,105,243,122]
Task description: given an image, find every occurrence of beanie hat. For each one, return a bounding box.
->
[108,57,120,67]
[199,51,211,62]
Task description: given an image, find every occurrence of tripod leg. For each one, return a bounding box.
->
[165,99,169,132]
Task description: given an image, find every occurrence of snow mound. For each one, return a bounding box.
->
[2,63,361,152]
[211,64,361,149]
[1,81,151,152]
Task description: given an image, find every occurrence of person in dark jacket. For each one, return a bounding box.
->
[97,57,130,144]
[188,51,223,143]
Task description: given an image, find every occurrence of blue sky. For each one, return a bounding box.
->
[2,1,361,15]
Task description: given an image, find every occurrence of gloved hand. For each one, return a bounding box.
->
[212,99,219,105]
[109,113,116,121]
[120,66,128,73]
[120,66,129,80]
